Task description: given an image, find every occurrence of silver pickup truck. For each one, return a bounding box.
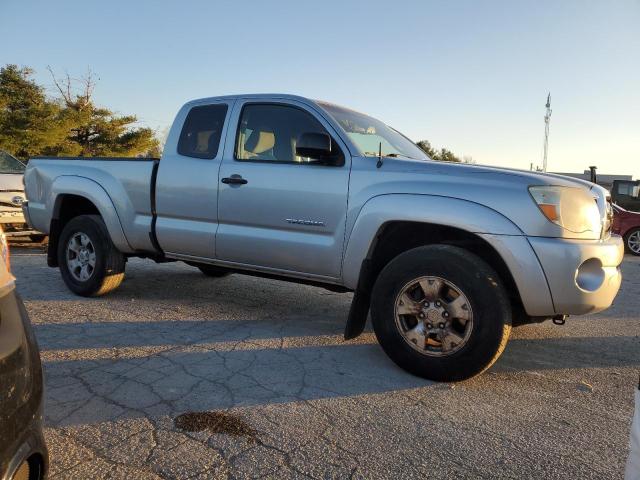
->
[23,94,624,381]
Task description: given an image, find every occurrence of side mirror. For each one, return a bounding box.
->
[296,132,332,159]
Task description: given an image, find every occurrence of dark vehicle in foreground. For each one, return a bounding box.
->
[613,204,640,256]
[0,226,48,479]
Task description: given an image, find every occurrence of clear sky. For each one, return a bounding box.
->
[2,0,639,176]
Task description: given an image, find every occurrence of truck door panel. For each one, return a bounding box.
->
[216,101,350,278]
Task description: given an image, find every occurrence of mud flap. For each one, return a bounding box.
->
[47,218,60,267]
[344,259,374,340]
[344,290,370,340]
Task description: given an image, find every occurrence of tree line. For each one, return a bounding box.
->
[416,140,473,163]
[0,64,159,161]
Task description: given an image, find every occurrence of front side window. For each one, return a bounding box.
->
[318,102,428,161]
[0,151,25,173]
[177,104,228,159]
[235,104,343,165]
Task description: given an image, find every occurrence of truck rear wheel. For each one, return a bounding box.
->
[370,245,512,382]
[57,215,125,297]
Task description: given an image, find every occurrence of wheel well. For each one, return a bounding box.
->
[47,194,101,267]
[365,221,526,321]
[27,452,46,479]
[54,194,100,225]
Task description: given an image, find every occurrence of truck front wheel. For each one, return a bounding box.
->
[57,214,126,297]
[370,245,512,382]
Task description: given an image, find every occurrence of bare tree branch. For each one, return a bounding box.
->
[47,65,72,105]
[47,66,97,111]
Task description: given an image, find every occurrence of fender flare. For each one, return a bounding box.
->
[49,175,133,253]
[341,194,523,289]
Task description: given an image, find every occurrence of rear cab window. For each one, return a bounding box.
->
[178,104,229,159]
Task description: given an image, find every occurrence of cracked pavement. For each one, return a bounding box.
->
[11,249,640,479]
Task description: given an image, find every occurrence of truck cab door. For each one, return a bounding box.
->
[154,100,233,258]
[216,100,350,280]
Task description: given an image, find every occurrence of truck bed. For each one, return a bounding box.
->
[24,157,159,253]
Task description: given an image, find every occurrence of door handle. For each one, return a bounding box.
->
[221,174,248,185]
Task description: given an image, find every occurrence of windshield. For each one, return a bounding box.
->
[0,151,26,174]
[318,102,428,160]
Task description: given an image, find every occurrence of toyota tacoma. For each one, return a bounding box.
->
[22,94,624,381]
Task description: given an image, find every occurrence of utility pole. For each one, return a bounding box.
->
[542,93,552,172]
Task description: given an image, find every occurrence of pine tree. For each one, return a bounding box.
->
[0,65,67,160]
[0,64,160,160]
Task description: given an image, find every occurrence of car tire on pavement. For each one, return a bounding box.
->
[57,214,126,297]
[370,244,512,382]
[624,228,640,256]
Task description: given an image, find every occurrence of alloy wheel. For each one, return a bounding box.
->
[394,276,474,356]
[66,232,97,281]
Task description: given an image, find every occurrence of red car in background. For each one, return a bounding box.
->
[613,204,640,256]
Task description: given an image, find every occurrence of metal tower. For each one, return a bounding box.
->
[542,93,552,172]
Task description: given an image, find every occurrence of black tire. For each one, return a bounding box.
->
[370,244,512,382]
[190,263,231,278]
[624,227,640,256]
[57,214,125,297]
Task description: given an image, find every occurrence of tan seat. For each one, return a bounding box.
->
[243,129,275,159]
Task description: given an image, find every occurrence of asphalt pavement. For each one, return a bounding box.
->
[11,246,640,479]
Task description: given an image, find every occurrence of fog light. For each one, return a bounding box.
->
[575,258,605,292]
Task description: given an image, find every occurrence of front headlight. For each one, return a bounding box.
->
[529,186,602,235]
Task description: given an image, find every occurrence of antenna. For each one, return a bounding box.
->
[376,141,383,168]
[542,92,552,172]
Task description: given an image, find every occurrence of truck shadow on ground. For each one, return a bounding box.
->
[18,256,640,430]
[40,324,640,428]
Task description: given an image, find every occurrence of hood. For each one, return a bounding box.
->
[0,173,24,192]
[384,157,594,190]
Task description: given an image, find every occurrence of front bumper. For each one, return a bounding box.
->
[528,235,624,315]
